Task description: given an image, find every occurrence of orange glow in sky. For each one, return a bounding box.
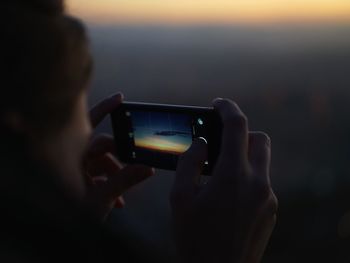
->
[135,137,190,155]
[68,0,350,25]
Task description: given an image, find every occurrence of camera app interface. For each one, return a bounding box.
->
[127,110,194,165]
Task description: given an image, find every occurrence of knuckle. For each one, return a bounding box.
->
[245,175,278,215]
[98,98,111,110]
[262,191,279,216]
[91,101,105,116]
[254,132,270,142]
[266,199,278,215]
[224,113,248,131]
[251,176,270,200]
[269,192,279,213]
[270,214,277,227]
[212,158,241,184]
[215,98,231,109]
[273,214,277,225]
[95,133,112,141]
[252,132,271,146]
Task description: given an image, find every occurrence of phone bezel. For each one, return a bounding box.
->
[111,101,222,174]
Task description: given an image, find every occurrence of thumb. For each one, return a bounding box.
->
[171,138,208,208]
[105,164,155,198]
[248,132,271,185]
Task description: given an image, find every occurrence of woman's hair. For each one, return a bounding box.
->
[1,0,92,135]
[0,0,92,205]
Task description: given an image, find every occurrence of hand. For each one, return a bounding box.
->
[84,93,154,221]
[170,99,278,263]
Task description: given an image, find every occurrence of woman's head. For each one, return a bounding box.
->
[1,0,93,203]
[2,0,91,134]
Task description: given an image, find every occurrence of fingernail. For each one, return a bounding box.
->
[266,136,271,147]
[111,93,124,101]
[212,97,224,106]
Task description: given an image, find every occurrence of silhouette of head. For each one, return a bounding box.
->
[0,0,93,208]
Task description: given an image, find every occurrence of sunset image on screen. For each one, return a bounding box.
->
[135,136,191,155]
[131,111,192,156]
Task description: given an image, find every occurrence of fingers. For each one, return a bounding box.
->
[248,132,271,185]
[213,98,249,162]
[86,134,116,160]
[106,164,155,197]
[212,98,249,182]
[246,213,277,263]
[90,93,123,128]
[88,153,122,177]
[246,191,278,262]
[87,155,152,210]
[115,196,126,208]
[171,138,208,208]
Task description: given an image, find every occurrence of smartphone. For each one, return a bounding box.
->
[110,102,222,174]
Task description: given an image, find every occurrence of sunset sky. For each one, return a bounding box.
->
[135,136,191,155]
[68,0,350,25]
[130,111,192,155]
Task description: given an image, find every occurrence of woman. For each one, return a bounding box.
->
[0,0,277,262]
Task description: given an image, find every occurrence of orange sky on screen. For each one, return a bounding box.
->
[135,137,190,155]
[68,0,350,24]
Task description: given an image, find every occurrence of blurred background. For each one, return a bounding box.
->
[69,1,350,262]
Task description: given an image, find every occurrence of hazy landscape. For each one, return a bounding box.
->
[87,23,350,262]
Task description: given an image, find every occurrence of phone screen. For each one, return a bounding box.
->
[111,102,221,174]
[130,110,193,162]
